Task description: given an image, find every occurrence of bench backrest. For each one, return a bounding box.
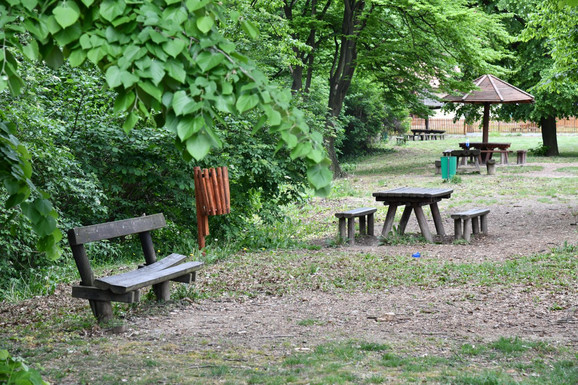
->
[67,214,166,287]
[68,213,166,246]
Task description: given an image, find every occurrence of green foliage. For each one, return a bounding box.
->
[529,143,550,156]
[0,350,48,385]
[0,0,332,262]
[341,78,406,156]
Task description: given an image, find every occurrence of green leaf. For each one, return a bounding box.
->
[197,15,214,34]
[185,132,212,160]
[114,91,136,113]
[236,93,259,113]
[149,60,165,85]
[171,90,193,116]
[123,111,139,133]
[53,2,80,29]
[68,49,86,67]
[241,20,259,39]
[186,0,211,11]
[36,215,56,237]
[121,71,140,88]
[307,163,332,189]
[81,0,94,6]
[105,65,122,88]
[22,40,39,61]
[100,0,126,22]
[138,81,162,102]
[44,45,64,69]
[177,115,204,141]
[21,0,38,11]
[166,60,186,83]
[196,51,224,73]
[163,38,186,58]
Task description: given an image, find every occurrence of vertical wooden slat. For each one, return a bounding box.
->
[194,167,208,249]
[210,168,223,215]
[222,166,230,213]
[215,167,226,215]
[201,169,215,215]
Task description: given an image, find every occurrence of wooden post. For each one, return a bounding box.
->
[381,204,398,237]
[359,215,366,235]
[413,204,433,242]
[367,213,374,236]
[482,103,490,143]
[139,231,169,301]
[486,159,496,175]
[347,218,355,244]
[454,219,463,240]
[463,218,472,242]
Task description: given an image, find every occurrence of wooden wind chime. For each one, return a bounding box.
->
[193,166,230,249]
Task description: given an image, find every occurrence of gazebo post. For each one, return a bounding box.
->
[482,102,490,143]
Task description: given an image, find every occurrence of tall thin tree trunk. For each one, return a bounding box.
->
[540,116,559,156]
[325,0,366,176]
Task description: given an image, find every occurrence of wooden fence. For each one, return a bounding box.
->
[411,117,578,134]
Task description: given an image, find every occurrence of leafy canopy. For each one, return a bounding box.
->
[0,0,332,259]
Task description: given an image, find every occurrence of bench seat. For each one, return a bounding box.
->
[335,207,377,245]
[95,260,203,294]
[451,208,490,242]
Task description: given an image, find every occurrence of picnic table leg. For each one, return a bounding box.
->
[430,203,446,236]
[454,219,463,240]
[398,206,413,234]
[413,204,433,242]
[381,204,398,237]
[480,214,488,234]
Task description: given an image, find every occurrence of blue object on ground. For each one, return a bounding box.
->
[412,252,421,258]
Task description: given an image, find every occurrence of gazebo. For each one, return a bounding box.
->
[442,74,534,143]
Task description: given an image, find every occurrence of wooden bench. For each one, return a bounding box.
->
[68,213,203,323]
[516,150,527,164]
[393,136,407,145]
[335,207,377,245]
[451,208,490,242]
[481,149,509,164]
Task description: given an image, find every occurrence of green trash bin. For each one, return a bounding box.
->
[441,156,457,180]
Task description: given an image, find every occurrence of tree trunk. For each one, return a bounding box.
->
[540,116,559,156]
[325,0,366,177]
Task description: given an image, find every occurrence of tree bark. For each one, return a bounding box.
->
[540,115,559,156]
[326,0,366,176]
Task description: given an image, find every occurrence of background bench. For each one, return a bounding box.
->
[451,208,490,242]
[68,213,203,323]
[335,207,376,245]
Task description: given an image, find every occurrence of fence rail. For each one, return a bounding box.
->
[411,117,578,134]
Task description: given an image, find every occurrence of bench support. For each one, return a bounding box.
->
[336,208,377,245]
[451,209,490,242]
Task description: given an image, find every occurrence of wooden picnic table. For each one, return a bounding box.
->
[372,187,453,242]
[410,129,445,141]
[458,142,511,164]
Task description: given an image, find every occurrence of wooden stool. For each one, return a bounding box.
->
[335,207,377,245]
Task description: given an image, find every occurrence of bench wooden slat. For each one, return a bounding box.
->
[95,261,204,294]
[137,253,188,272]
[335,207,377,218]
[68,214,166,245]
[451,209,490,219]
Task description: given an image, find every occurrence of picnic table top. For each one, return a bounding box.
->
[459,142,511,150]
[411,129,446,134]
[373,187,453,200]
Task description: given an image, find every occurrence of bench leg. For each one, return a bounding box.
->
[472,216,480,234]
[381,204,398,237]
[359,215,367,235]
[367,213,375,236]
[454,219,463,240]
[153,282,171,301]
[480,214,488,234]
[347,217,355,245]
[463,218,472,242]
[90,300,113,323]
[414,205,433,242]
[338,218,347,240]
[398,206,413,234]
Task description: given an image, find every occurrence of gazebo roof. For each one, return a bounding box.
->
[442,74,534,104]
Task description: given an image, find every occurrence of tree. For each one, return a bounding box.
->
[0,0,332,260]
[481,0,578,156]
[278,0,511,175]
